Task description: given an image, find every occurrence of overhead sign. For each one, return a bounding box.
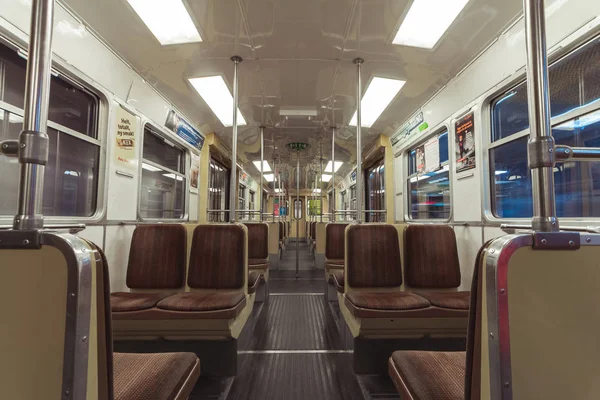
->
[350,169,357,183]
[287,142,310,152]
[165,110,205,150]
[114,106,138,173]
[391,111,427,151]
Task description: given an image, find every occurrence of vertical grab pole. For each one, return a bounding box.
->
[331,126,336,223]
[229,56,242,223]
[296,151,300,279]
[354,58,364,224]
[320,146,323,223]
[259,126,265,221]
[13,0,54,230]
[523,0,558,232]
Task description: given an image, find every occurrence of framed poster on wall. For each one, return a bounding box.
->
[455,112,476,173]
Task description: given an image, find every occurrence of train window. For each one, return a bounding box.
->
[365,159,385,222]
[490,36,600,219]
[0,42,100,219]
[492,108,600,218]
[139,125,186,220]
[1,44,97,139]
[208,157,229,222]
[238,184,246,217]
[407,130,451,220]
[491,35,600,142]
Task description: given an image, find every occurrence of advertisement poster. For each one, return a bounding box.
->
[455,112,476,173]
[274,198,280,216]
[415,144,425,174]
[424,137,440,172]
[190,153,200,194]
[115,106,138,172]
[165,110,205,150]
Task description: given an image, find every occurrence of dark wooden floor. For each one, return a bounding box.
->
[190,239,400,400]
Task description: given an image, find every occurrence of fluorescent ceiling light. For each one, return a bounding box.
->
[274,188,284,193]
[142,163,162,172]
[350,77,405,127]
[188,76,247,127]
[495,170,508,175]
[392,0,469,49]
[324,161,344,173]
[127,0,202,45]
[163,173,184,181]
[313,188,322,194]
[264,174,275,182]
[280,106,318,117]
[253,160,272,173]
[321,174,332,182]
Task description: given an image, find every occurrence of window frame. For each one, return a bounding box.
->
[481,32,600,224]
[404,125,453,222]
[137,122,190,222]
[0,36,108,226]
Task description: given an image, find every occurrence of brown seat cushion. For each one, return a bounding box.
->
[325,223,348,261]
[248,272,261,294]
[249,258,269,268]
[126,225,187,289]
[389,351,465,400]
[346,291,430,312]
[417,291,470,310]
[405,224,461,288]
[325,258,344,268]
[244,223,269,261]
[113,352,198,400]
[157,292,245,312]
[111,292,172,312]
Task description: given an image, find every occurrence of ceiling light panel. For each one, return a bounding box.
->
[188,76,247,127]
[264,174,275,182]
[321,174,332,182]
[324,161,344,173]
[127,0,202,45]
[253,160,272,173]
[350,77,406,127]
[392,0,469,49]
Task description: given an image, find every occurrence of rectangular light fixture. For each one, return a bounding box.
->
[279,106,318,117]
[142,163,162,172]
[324,161,344,173]
[321,174,332,182]
[263,174,275,182]
[163,173,184,181]
[392,0,469,49]
[127,0,202,45]
[350,77,405,127]
[253,160,272,173]
[274,188,284,193]
[188,76,247,127]
[313,188,322,194]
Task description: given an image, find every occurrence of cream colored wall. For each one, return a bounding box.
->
[381,135,395,224]
[197,137,212,223]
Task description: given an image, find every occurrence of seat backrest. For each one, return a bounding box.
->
[345,224,403,289]
[187,224,247,290]
[477,234,600,400]
[325,223,348,260]
[311,222,316,240]
[126,224,187,289]
[244,222,269,260]
[404,224,461,288]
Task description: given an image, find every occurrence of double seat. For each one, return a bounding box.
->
[111,223,254,340]
[338,224,469,339]
[324,223,348,296]
[244,222,270,299]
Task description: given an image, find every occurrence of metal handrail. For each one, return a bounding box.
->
[500,223,600,233]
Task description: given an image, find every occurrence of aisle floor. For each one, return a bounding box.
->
[190,239,400,400]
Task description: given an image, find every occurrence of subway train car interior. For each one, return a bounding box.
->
[2,0,600,399]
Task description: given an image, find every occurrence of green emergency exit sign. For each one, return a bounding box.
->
[287,142,310,151]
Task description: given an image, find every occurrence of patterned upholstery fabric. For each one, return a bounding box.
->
[279,222,284,240]
[248,271,261,294]
[325,223,348,260]
[187,224,245,289]
[110,292,172,312]
[157,292,245,312]
[346,224,403,288]
[346,291,429,311]
[113,352,198,400]
[405,225,461,288]
[390,351,465,400]
[126,225,186,289]
[416,292,470,310]
[244,223,269,261]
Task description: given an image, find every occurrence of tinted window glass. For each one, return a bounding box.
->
[143,127,184,173]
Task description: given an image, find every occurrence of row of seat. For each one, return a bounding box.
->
[111,222,270,340]
[336,224,468,339]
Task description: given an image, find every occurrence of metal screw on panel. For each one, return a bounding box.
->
[82,336,87,343]
[500,288,506,294]
[586,238,592,243]
[489,249,495,254]
[568,240,575,246]
[541,239,547,244]
[20,143,26,148]
[489,332,494,338]
[548,148,553,153]
[70,293,75,298]
[23,239,29,245]
[504,382,510,388]
[64,390,70,397]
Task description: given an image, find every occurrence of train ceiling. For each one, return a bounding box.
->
[61,0,524,185]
